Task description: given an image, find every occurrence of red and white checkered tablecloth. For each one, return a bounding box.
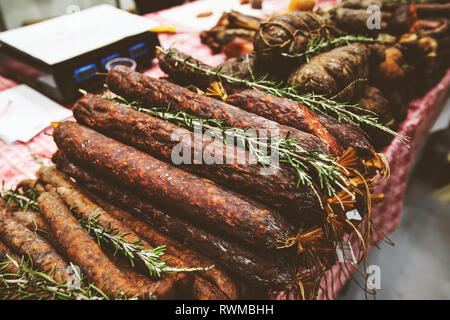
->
[0,0,449,299]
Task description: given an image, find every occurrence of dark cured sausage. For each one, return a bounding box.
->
[37,191,176,299]
[192,276,228,300]
[287,43,371,102]
[157,48,216,89]
[356,85,396,150]
[0,239,14,264]
[132,198,293,288]
[0,212,70,282]
[226,89,345,156]
[5,210,64,255]
[106,66,331,154]
[53,153,293,289]
[36,165,237,300]
[315,114,374,156]
[55,186,195,298]
[73,94,322,221]
[53,121,294,252]
[55,185,189,272]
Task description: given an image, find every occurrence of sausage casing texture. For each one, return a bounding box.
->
[3,210,62,251]
[157,49,373,156]
[37,191,176,299]
[254,12,337,64]
[158,49,264,93]
[192,276,228,300]
[133,196,293,289]
[7,210,49,234]
[53,121,294,252]
[157,48,217,89]
[37,166,78,190]
[73,94,322,222]
[106,65,330,154]
[0,213,70,282]
[53,153,294,289]
[287,43,371,102]
[315,114,373,156]
[356,85,396,150]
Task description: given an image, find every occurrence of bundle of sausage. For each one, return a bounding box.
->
[0,190,185,299]
[41,83,311,297]
[1,57,390,299]
[1,167,238,300]
[156,48,392,151]
[47,62,390,298]
[50,119,300,292]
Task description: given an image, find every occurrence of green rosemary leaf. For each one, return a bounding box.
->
[0,188,40,212]
[77,213,214,277]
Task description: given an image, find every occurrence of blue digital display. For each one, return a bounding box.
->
[129,42,148,59]
[74,63,97,82]
[101,53,120,70]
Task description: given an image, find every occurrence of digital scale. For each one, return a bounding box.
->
[0,5,160,102]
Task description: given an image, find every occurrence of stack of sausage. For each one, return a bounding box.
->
[45,58,386,298]
[0,168,238,299]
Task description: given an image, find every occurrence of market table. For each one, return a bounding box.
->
[0,0,449,299]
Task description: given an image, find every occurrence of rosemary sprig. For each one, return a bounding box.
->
[106,96,353,203]
[158,47,408,144]
[78,213,214,277]
[0,255,131,300]
[1,186,39,212]
[2,187,212,277]
[281,35,380,62]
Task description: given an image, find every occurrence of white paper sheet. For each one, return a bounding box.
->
[0,5,158,65]
[156,0,277,32]
[0,84,72,144]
